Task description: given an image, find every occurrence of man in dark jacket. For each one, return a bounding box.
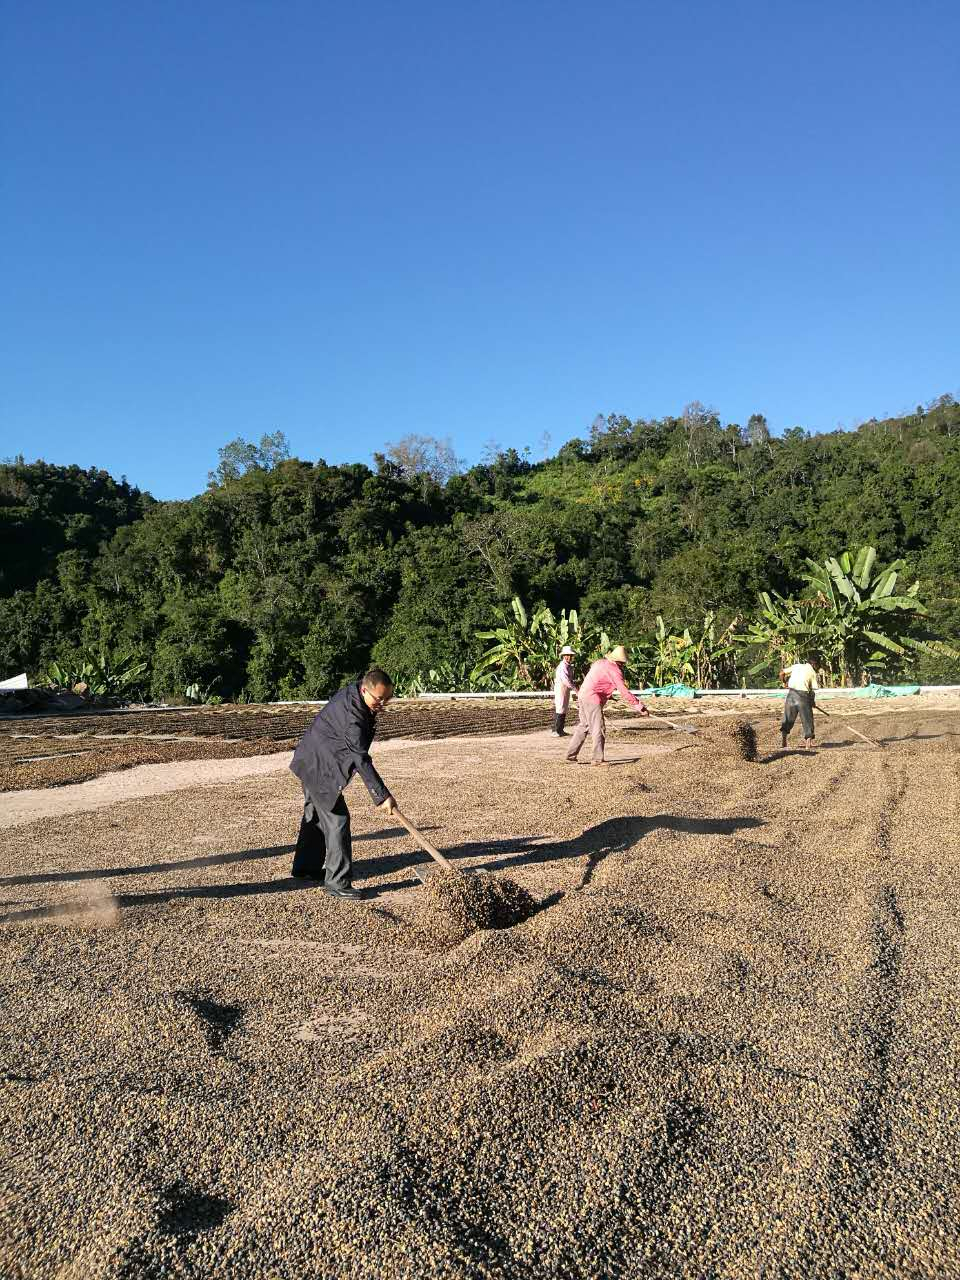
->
[289,668,397,900]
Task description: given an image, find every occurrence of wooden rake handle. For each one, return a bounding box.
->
[394,808,455,871]
[646,713,698,735]
[813,704,880,748]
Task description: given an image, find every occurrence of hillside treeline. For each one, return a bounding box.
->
[2,396,959,699]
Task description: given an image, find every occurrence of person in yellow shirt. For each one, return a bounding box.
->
[779,658,819,749]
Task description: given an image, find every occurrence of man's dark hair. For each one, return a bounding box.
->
[362,667,393,691]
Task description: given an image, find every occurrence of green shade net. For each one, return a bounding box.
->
[641,683,698,698]
[836,683,921,698]
[636,683,922,698]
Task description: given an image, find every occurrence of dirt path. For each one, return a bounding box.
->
[0,749,294,828]
[1,711,957,1278]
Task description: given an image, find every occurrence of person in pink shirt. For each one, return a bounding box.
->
[551,645,578,736]
[565,645,648,765]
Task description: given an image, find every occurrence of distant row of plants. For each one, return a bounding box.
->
[36,545,958,702]
[8,399,960,703]
[454,546,958,692]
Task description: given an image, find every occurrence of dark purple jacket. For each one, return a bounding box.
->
[290,682,390,810]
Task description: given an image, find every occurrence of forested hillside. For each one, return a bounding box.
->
[2,396,959,699]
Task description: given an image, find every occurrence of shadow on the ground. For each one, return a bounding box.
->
[0,844,296,888]
[563,756,647,767]
[759,726,959,759]
[760,741,864,761]
[761,747,825,762]
[0,825,436,888]
[0,874,317,922]
[0,814,763,923]
[875,730,959,744]
[357,812,765,894]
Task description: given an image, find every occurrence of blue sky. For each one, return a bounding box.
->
[2,1,957,499]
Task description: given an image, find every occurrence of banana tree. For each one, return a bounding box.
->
[649,612,739,688]
[42,647,149,698]
[743,545,959,685]
[739,591,820,669]
[473,597,610,689]
[394,660,508,697]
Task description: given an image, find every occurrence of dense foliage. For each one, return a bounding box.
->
[473,598,611,690]
[2,396,959,700]
[740,547,957,686]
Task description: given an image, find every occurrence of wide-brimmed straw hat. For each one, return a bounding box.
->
[607,645,629,663]
[560,645,575,656]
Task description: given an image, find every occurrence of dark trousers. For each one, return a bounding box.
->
[781,689,815,739]
[292,792,352,888]
[554,711,567,734]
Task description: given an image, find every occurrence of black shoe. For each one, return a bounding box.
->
[292,872,323,883]
[323,885,364,901]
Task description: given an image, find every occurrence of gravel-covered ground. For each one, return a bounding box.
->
[4,693,955,792]
[0,737,291,792]
[0,697,562,746]
[0,710,958,1278]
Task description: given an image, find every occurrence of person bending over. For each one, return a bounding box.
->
[566,646,648,766]
[779,657,819,750]
[289,667,397,900]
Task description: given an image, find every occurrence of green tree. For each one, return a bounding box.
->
[208,431,291,487]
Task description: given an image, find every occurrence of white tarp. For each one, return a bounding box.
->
[0,673,28,690]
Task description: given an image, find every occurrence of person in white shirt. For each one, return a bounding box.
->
[551,646,578,736]
[779,658,819,749]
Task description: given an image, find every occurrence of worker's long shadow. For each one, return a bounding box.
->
[875,730,959,744]
[356,813,766,892]
[0,875,314,923]
[0,826,428,889]
[0,828,438,923]
[0,844,296,889]
[0,818,762,923]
